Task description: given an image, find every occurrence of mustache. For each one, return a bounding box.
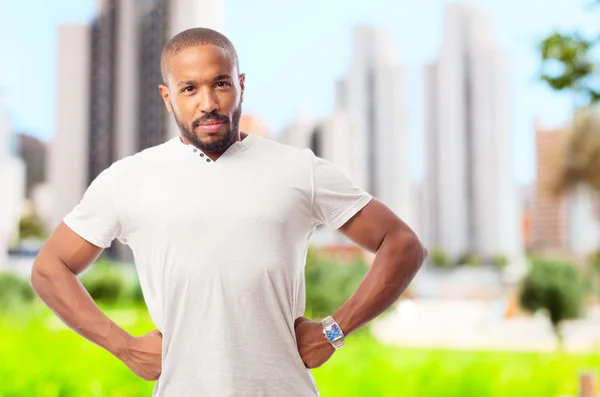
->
[192,112,229,129]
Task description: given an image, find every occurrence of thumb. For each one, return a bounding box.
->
[294,316,308,328]
[150,329,163,337]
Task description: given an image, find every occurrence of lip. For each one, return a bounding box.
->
[196,122,225,133]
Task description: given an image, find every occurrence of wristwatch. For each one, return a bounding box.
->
[321,316,345,349]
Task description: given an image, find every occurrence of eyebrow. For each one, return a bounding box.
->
[176,75,232,87]
[213,74,232,81]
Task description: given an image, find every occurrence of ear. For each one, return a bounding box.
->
[158,84,173,112]
[239,73,246,102]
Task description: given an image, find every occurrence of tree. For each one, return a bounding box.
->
[538,4,600,250]
[519,259,584,349]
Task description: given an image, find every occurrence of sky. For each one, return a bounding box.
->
[0,0,598,183]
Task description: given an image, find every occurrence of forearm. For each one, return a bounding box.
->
[30,257,132,358]
[333,232,426,335]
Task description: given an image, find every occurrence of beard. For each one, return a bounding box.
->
[172,101,242,153]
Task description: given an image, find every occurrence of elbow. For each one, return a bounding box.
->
[29,257,44,292]
[393,231,427,271]
[408,234,427,270]
[30,253,55,293]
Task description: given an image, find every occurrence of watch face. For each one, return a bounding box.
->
[326,324,343,342]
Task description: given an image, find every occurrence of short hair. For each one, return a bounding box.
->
[160,28,240,84]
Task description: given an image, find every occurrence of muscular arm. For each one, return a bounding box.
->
[30,222,133,358]
[333,198,427,335]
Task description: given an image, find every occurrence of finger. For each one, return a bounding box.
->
[294,316,308,328]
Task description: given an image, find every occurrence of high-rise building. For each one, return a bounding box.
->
[51,25,91,229]
[336,26,410,220]
[530,124,570,252]
[423,3,522,264]
[531,122,600,256]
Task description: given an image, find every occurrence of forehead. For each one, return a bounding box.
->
[165,44,235,83]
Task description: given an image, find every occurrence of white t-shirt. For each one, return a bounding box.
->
[64,134,373,397]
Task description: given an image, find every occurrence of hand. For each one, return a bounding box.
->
[294,317,335,369]
[119,329,163,381]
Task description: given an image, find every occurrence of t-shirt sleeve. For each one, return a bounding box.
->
[310,151,373,229]
[63,167,122,248]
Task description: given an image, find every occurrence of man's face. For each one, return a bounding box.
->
[159,45,245,153]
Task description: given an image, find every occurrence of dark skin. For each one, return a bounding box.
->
[30,44,427,380]
[158,45,246,162]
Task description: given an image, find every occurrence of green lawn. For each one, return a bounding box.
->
[1,306,599,397]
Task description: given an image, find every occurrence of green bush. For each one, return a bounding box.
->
[0,272,35,312]
[304,248,368,320]
[492,254,509,271]
[519,259,584,348]
[456,251,480,267]
[428,248,451,269]
[130,278,146,304]
[19,212,47,240]
[80,262,127,305]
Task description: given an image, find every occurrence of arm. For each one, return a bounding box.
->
[30,222,131,356]
[295,198,426,368]
[333,198,427,335]
[30,223,162,380]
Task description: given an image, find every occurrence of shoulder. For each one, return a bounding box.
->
[251,135,316,166]
[107,139,175,177]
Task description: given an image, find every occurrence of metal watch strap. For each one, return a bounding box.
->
[322,316,345,349]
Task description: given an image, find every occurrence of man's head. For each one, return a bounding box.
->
[159,28,244,153]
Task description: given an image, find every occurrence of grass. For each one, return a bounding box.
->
[1,305,599,397]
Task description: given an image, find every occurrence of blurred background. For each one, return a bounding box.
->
[1,0,600,396]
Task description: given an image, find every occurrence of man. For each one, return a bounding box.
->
[31,28,426,396]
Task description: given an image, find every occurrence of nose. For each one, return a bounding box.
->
[197,87,219,114]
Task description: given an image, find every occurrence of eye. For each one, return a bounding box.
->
[181,86,196,93]
[215,81,231,88]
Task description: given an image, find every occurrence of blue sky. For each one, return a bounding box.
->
[0,0,597,183]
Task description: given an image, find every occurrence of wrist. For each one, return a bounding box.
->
[321,315,346,349]
[105,323,134,359]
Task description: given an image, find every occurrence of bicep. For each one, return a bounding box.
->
[34,222,103,276]
[338,198,417,253]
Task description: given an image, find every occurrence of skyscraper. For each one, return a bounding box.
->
[336,26,410,220]
[51,24,91,229]
[424,3,522,263]
[531,124,570,252]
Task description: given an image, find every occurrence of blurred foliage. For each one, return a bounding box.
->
[19,212,47,240]
[553,109,600,194]
[587,250,600,296]
[0,272,35,313]
[519,259,584,347]
[80,261,128,305]
[428,248,452,269]
[538,7,600,222]
[1,307,600,397]
[539,32,599,105]
[304,248,369,321]
[456,251,480,268]
[492,254,509,271]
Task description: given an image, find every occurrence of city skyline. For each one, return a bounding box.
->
[1,0,597,185]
